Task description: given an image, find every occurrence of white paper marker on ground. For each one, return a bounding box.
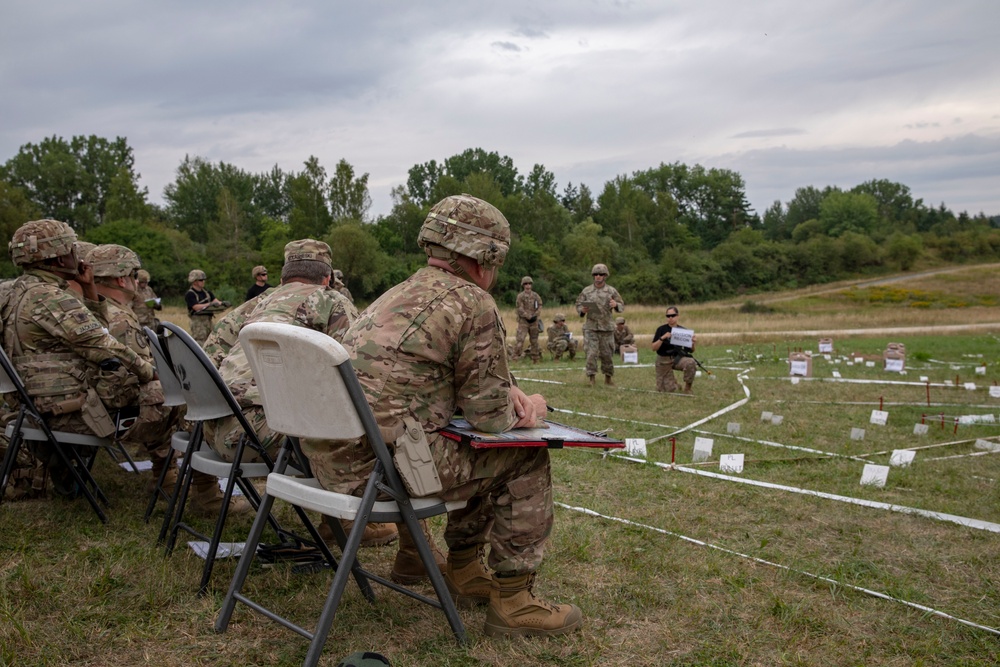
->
[889,450,916,467]
[720,453,744,473]
[692,436,714,463]
[625,438,647,457]
[860,464,889,487]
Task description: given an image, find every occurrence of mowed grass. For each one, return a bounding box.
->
[3,265,1000,666]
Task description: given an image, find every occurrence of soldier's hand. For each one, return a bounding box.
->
[510,386,546,429]
[609,298,617,309]
[579,306,589,315]
[76,261,94,285]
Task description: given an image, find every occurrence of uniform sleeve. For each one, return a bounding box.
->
[613,288,625,312]
[33,295,154,383]
[454,293,517,433]
[322,294,359,342]
[575,287,588,316]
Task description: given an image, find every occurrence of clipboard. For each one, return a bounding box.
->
[439,418,624,450]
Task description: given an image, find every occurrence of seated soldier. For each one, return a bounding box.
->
[87,244,246,514]
[613,316,635,354]
[546,313,577,361]
[202,240,396,548]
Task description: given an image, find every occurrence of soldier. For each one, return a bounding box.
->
[131,269,162,330]
[244,265,272,302]
[87,244,247,513]
[613,317,635,354]
[202,240,395,547]
[546,313,577,361]
[332,269,353,304]
[652,306,698,394]
[575,263,625,386]
[1,220,155,496]
[185,269,226,345]
[303,194,582,638]
[512,276,542,363]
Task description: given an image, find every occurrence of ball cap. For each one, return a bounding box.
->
[284,239,332,266]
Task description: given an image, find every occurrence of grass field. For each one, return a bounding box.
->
[2,265,1000,666]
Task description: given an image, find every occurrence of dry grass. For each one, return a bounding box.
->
[3,265,1000,666]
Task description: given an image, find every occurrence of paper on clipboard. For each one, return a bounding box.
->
[439,418,624,450]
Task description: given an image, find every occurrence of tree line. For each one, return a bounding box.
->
[2,135,998,307]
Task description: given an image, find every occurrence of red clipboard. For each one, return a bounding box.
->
[439,418,624,450]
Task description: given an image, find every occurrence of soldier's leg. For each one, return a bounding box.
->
[655,356,670,392]
[598,331,615,378]
[512,321,528,360]
[189,317,212,346]
[528,327,541,362]
[583,331,598,378]
[568,339,578,360]
[677,356,697,393]
[661,357,680,392]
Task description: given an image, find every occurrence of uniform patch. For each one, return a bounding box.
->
[72,311,90,323]
[58,298,82,312]
[74,322,102,335]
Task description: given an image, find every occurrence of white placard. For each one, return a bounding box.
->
[695,370,702,378]
[771,415,784,425]
[120,459,153,472]
[889,450,916,467]
[823,354,832,361]
[790,360,809,377]
[692,436,714,462]
[623,350,639,364]
[865,360,876,368]
[870,410,889,426]
[720,453,744,473]
[885,358,904,372]
[990,386,1000,398]
[854,357,864,364]
[860,464,889,487]
[920,376,929,382]
[819,341,833,353]
[790,376,800,385]
[913,423,929,435]
[625,438,647,457]
[974,439,1000,452]
[850,427,866,441]
[846,361,854,366]
[760,411,773,422]
[976,365,986,376]
[964,382,976,391]
[832,371,842,378]
[669,327,694,349]
[727,422,741,434]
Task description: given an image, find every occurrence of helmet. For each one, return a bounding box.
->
[9,219,77,266]
[74,241,96,258]
[591,263,609,276]
[521,276,533,286]
[251,265,267,279]
[554,313,566,322]
[417,194,509,269]
[188,269,207,283]
[136,269,151,282]
[86,244,141,278]
[333,269,344,280]
[616,317,626,325]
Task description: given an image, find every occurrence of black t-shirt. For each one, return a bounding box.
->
[185,287,214,315]
[653,323,690,357]
[245,282,272,302]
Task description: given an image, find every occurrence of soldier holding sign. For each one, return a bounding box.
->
[651,306,697,394]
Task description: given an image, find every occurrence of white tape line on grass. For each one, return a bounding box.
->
[648,371,752,444]
[555,501,1000,637]
[615,453,1000,534]
[693,429,870,463]
[924,449,1000,462]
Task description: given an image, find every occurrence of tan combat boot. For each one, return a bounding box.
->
[190,470,252,516]
[445,546,492,607]
[484,573,583,638]
[605,375,614,386]
[683,382,693,394]
[587,375,595,387]
[322,519,398,548]
[390,520,446,584]
[147,451,178,496]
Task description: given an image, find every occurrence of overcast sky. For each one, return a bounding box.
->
[2,1,998,220]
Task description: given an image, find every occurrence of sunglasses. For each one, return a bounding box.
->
[666,313,678,317]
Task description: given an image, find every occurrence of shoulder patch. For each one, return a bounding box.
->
[74,322,102,335]
[59,298,83,311]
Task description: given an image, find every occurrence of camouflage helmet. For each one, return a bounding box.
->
[553,313,566,322]
[591,263,609,276]
[616,317,626,325]
[417,194,509,269]
[136,269,151,282]
[284,239,332,266]
[74,241,96,258]
[86,244,141,278]
[251,265,267,279]
[9,219,78,266]
[188,269,207,283]
[333,269,344,280]
[521,276,533,286]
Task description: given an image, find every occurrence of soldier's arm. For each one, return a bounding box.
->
[455,294,517,433]
[612,288,625,313]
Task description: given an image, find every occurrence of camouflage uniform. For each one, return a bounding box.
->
[184,270,218,345]
[512,280,542,362]
[545,316,577,361]
[303,265,552,575]
[333,269,354,304]
[613,318,635,354]
[204,242,358,462]
[131,270,162,330]
[575,269,624,379]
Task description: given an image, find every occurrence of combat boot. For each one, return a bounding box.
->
[390,519,446,584]
[683,382,693,394]
[484,573,583,638]
[445,545,492,607]
[605,375,615,386]
[147,451,178,496]
[587,375,595,387]
[190,470,252,516]
[321,519,397,548]
[553,353,562,361]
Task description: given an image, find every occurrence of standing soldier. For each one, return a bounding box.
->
[512,276,542,363]
[132,269,162,330]
[244,266,272,302]
[332,269,354,304]
[575,263,624,386]
[185,269,226,345]
[1,220,155,496]
[613,317,635,354]
[546,313,577,361]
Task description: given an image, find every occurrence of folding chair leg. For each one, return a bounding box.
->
[0,414,26,504]
[215,490,278,634]
[113,441,141,474]
[143,452,174,523]
[196,461,245,596]
[159,424,201,545]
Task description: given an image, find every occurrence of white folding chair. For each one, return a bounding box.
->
[0,345,111,522]
[158,322,312,595]
[215,322,467,666]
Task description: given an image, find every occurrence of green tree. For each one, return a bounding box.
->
[325,223,400,300]
[328,158,372,223]
[85,219,203,297]
[819,191,879,237]
[884,232,923,270]
[0,180,42,277]
[288,156,333,239]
